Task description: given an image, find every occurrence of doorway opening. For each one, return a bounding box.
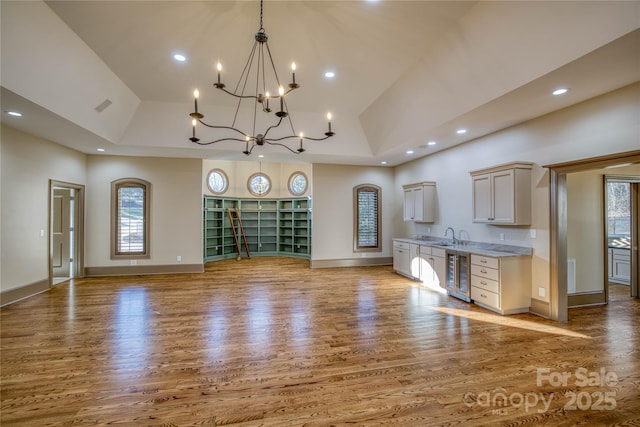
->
[546,150,640,321]
[49,180,85,285]
[605,176,639,299]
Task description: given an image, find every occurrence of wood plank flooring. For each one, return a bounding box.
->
[2,257,639,426]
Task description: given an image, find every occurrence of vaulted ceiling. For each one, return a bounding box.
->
[2,1,639,166]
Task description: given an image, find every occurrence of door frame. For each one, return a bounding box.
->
[546,150,640,321]
[49,180,85,285]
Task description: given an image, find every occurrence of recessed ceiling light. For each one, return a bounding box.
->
[406,150,414,155]
[6,111,22,117]
[173,53,187,62]
[380,161,388,165]
[324,71,335,79]
[427,141,437,146]
[97,148,105,152]
[258,154,264,158]
[456,129,467,134]
[552,88,569,96]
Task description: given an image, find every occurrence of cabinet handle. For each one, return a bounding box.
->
[481,269,487,274]
[480,259,487,263]
[480,293,487,298]
[481,281,487,285]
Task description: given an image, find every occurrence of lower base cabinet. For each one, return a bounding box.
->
[470,254,531,315]
[609,248,630,284]
[419,245,446,289]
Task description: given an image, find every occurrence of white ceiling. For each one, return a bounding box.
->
[1,1,639,166]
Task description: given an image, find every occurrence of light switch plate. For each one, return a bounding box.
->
[530,229,537,238]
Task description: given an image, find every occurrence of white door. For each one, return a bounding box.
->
[52,188,72,279]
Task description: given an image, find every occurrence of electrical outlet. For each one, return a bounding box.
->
[427,227,431,234]
[539,287,546,298]
[499,233,505,241]
[176,255,182,262]
[130,260,137,265]
[530,229,537,238]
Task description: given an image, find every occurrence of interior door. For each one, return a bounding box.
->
[52,188,71,278]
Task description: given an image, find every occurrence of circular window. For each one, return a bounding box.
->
[288,171,308,196]
[206,169,228,194]
[247,173,271,197]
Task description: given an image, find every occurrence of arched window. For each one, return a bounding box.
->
[111,178,151,259]
[354,184,381,252]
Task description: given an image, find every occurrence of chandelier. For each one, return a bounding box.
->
[189,0,335,155]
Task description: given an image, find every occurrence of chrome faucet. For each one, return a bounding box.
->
[444,227,457,244]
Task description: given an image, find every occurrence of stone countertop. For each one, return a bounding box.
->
[393,237,532,258]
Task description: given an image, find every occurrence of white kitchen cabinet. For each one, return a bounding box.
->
[419,245,446,289]
[610,248,630,284]
[470,162,532,225]
[403,182,436,222]
[393,240,420,280]
[470,254,531,315]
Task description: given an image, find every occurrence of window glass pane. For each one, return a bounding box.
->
[118,185,145,254]
[289,172,308,196]
[207,169,228,194]
[358,191,377,247]
[356,187,379,249]
[248,173,271,196]
[607,182,630,236]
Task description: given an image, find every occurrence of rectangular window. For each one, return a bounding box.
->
[354,185,381,252]
[112,179,150,259]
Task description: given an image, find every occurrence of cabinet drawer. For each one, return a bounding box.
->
[471,254,499,269]
[471,287,500,309]
[419,245,431,256]
[431,247,446,258]
[471,264,499,281]
[393,241,410,250]
[471,274,499,293]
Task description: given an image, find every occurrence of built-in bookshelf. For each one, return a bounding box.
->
[203,196,312,262]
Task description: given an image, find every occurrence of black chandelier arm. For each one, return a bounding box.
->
[264,140,302,154]
[216,85,297,100]
[266,132,334,143]
[261,116,285,139]
[190,137,250,146]
[197,121,249,138]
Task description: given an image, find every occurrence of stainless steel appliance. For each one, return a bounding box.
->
[445,249,472,302]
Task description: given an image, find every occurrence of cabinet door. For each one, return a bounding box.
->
[394,246,411,277]
[491,169,515,223]
[412,187,424,221]
[432,255,447,289]
[403,189,415,221]
[472,174,492,222]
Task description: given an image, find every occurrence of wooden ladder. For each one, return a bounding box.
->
[227,208,251,260]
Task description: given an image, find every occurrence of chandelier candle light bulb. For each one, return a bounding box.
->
[193,89,199,113]
[327,112,332,134]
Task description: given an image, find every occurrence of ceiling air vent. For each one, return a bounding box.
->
[94,99,112,112]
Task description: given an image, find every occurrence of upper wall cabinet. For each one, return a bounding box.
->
[470,162,533,225]
[403,182,436,222]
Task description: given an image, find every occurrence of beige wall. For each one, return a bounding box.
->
[202,159,313,199]
[86,155,202,268]
[1,125,87,291]
[394,83,639,304]
[312,164,395,261]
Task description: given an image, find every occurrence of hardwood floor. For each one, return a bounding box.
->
[2,257,639,426]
